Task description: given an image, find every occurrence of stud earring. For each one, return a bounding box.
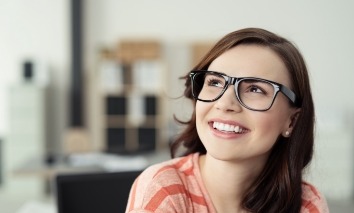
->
[285,131,290,136]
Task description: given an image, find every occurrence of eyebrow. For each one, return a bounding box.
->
[207,70,286,84]
[206,70,228,76]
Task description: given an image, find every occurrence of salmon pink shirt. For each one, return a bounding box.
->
[126,153,329,213]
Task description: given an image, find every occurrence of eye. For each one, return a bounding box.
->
[207,78,224,87]
[204,74,225,88]
[248,85,265,94]
[240,80,272,96]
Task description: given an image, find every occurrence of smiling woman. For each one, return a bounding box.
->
[126,28,329,213]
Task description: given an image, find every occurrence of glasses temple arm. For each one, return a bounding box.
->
[280,86,300,106]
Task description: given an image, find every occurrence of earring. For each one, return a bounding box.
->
[285,131,290,136]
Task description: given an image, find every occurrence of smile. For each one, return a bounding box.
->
[212,121,248,134]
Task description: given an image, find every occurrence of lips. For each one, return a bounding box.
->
[211,121,249,134]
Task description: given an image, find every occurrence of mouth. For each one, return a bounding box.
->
[211,121,249,134]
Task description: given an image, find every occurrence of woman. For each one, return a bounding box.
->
[126,28,329,213]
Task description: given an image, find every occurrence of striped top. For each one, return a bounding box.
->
[126,153,329,213]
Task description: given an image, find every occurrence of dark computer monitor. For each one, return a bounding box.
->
[55,170,142,213]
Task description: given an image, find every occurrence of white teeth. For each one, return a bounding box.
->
[234,126,240,133]
[213,122,243,133]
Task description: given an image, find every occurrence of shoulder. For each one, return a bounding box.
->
[301,182,330,213]
[126,153,201,213]
[136,152,196,186]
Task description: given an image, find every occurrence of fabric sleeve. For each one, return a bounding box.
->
[301,182,330,213]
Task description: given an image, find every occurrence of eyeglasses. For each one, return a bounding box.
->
[189,70,298,111]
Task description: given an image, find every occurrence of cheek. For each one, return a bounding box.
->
[251,115,283,154]
[266,96,293,124]
[195,102,211,138]
[195,101,209,122]
[254,109,290,138]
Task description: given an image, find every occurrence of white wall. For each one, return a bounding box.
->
[0,0,69,205]
[0,0,69,148]
[0,0,353,202]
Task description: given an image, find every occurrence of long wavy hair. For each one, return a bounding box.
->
[170,28,315,213]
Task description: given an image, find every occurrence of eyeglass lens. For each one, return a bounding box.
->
[192,72,277,110]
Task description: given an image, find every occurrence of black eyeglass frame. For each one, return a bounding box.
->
[189,70,299,111]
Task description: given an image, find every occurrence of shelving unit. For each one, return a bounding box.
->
[93,40,168,154]
[5,83,47,195]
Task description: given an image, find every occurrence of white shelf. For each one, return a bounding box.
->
[4,83,47,197]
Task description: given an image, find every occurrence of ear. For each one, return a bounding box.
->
[282,108,301,137]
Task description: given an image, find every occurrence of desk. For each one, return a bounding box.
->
[13,155,103,180]
[13,150,170,193]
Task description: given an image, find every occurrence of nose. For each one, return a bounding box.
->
[214,85,243,112]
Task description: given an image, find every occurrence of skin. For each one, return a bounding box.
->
[196,44,300,213]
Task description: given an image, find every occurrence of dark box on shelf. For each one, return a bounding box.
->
[106,128,126,153]
[144,95,157,116]
[106,96,126,115]
[138,128,156,152]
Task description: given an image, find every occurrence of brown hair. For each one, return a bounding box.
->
[170,28,315,212]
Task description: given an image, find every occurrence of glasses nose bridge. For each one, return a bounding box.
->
[224,76,241,99]
[227,76,239,90]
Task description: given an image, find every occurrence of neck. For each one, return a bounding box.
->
[199,154,265,213]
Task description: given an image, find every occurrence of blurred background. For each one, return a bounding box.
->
[0,0,353,212]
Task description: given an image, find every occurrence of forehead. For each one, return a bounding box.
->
[208,45,291,86]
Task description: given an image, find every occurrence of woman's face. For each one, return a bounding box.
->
[196,44,298,164]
